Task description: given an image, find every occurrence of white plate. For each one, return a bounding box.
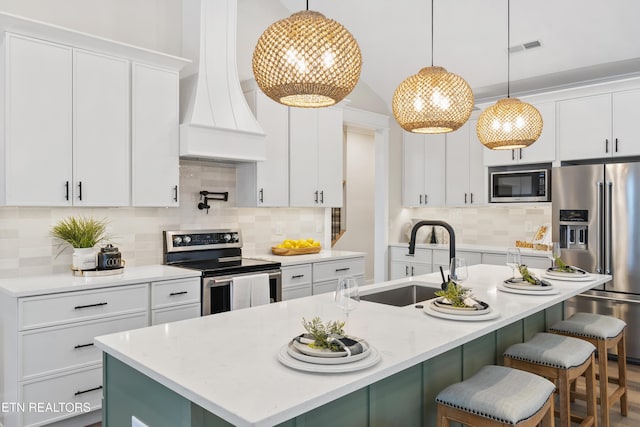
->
[497,283,560,295]
[423,304,500,321]
[542,272,592,282]
[291,337,368,358]
[286,342,370,365]
[277,345,381,373]
[431,299,492,316]
[503,279,554,291]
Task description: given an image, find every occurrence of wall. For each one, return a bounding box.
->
[0,161,325,278]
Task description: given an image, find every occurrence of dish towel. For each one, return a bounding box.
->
[249,273,270,307]
[231,275,252,310]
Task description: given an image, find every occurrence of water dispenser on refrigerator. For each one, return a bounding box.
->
[558,210,589,251]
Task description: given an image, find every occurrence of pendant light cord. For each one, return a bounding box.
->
[507,0,510,98]
[430,0,434,66]
[306,0,309,11]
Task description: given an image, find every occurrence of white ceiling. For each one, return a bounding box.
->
[237,0,640,110]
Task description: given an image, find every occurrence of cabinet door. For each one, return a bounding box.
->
[131,64,179,207]
[612,89,640,157]
[74,50,130,206]
[518,102,556,164]
[390,261,411,280]
[424,134,446,206]
[289,108,319,207]
[317,108,343,207]
[402,132,426,206]
[467,120,485,205]
[445,123,471,206]
[558,94,611,161]
[483,145,517,167]
[4,34,73,205]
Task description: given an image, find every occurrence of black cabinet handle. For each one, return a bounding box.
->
[65,181,69,201]
[615,138,619,153]
[314,191,319,203]
[405,265,409,276]
[605,138,609,153]
[74,385,103,396]
[74,343,94,349]
[320,191,324,204]
[169,291,188,296]
[411,266,414,276]
[470,193,474,204]
[74,302,107,310]
[335,267,350,272]
[419,194,423,204]
[259,188,264,203]
[519,149,522,160]
[291,274,305,279]
[464,193,468,204]
[425,194,428,204]
[173,185,178,202]
[78,181,83,201]
[511,150,515,161]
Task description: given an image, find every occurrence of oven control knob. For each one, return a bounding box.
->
[232,233,239,242]
[183,236,192,244]
[223,233,231,242]
[173,236,183,245]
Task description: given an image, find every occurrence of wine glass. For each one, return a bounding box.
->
[506,248,521,279]
[334,277,360,331]
[449,257,468,285]
[549,242,561,268]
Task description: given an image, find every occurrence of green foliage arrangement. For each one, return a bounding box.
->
[302,316,346,352]
[51,216,109,249]
[554,257,578,273]
[518,264,546,285]
[435,281,470,307]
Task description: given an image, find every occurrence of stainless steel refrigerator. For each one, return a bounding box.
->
[553,162,640,363]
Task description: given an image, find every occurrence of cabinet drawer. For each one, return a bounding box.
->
[282,264,312,287]
[282,283,312,301]
[20,365,102,427]
[313,258,365,282]
[19,284,148,330]
[521,255,551,270]
[433,249,481,266]
[390,246,431,264]
[482,252,505,266]
[20,312,147,381]
[151,278,200,309]
[151,303,201,325]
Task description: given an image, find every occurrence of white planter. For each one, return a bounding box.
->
[72,247,96,270]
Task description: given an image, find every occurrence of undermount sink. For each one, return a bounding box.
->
[360,282,441,307]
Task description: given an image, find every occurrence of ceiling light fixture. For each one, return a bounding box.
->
[392,0,474,134]
[252,0,362,108]
[476,0,543,150]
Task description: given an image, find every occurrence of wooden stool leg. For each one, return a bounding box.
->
[597,340,610,427]
[436,404,450,427]
[542,395,555,427]
[618,332,628,417]
[585,353,598,427]
[558,369,571,427]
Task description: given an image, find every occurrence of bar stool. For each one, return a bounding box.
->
[436,365,555,427]
[549,313,628,427]
[503,332,597,427]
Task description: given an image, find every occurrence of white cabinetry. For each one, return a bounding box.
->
[389,246,432,280]
[312,257,365,294]
[289,108,343,207]
[445,120,485,206]
[73,49,130,206]
[281,264,313,301]
[432,249,482,274]
[482,252,551,269]
[150,277,201,325]
[558,89,640,161]
[403,133,446,207]
[237,88,289,207]
[131,64,180,207]
[483,102,556,166]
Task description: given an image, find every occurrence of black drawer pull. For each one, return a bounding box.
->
[291,274,305,279]
[169,291,188,296]
[74,302,107,310]
[74,385,103,396]
[173,185,178,202]
[335,267,350,272]
[74,343,94,349]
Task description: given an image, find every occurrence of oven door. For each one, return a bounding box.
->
[490,169,550,202]
[202,269,282,315]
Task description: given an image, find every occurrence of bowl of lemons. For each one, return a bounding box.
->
[272,238,322,256]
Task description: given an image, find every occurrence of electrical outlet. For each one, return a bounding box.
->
[132,416,149,427]
[524,221,533,232]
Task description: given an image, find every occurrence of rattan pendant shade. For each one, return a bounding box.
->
[252,10,362,108]
[392,66,474,133]
[476,98,543,149]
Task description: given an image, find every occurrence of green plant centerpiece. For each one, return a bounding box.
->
[302,317,346,352]
[518,264,547,286]
[554,257,578,273]
[435,281,471,307]
[51,216,110,270]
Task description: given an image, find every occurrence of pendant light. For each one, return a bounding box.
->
[252,1,362,108]
[476,0,543,150]
[392,0,474,134]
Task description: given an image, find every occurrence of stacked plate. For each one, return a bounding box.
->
[423,297,500,321]
[543,267,592,281]
[498,278,559,295]
[277,336,381,373]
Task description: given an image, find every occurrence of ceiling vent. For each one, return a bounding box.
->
[508,40,542,53]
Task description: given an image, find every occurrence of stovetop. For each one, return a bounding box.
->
[172,258,281,277]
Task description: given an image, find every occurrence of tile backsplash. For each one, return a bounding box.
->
[0,160,325,278]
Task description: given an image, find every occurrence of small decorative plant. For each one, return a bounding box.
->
[302,317,345,352]
[51,216,109,249]
[435,281,471,307]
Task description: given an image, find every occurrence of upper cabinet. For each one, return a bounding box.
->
[403,133,446,207]
[446,120,485,206]
[558,89,640,161]
[289,107,343,207]
[483,102,556,166]
[236,88,289,207]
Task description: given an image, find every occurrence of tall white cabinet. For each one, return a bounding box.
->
[403,133,446,207]
[445,120,485,206]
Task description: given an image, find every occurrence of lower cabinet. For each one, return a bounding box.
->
[482,252,551,270]
[389,246,432,280]
[150,277,201,325]
[281,264,313,301]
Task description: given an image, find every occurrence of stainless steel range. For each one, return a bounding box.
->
[163,229,281,315]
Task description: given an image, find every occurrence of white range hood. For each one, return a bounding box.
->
[180,0,266,162]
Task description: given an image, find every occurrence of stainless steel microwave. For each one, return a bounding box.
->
[489,168,550,203]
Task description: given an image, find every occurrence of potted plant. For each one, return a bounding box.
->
[51,216,109,270]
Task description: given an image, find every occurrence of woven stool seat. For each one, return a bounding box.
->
[504,332,596,368]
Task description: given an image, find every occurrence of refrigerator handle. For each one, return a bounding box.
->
[596,181,604,274]
[606,181,613,275]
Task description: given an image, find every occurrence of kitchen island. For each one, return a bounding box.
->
[95,265,611,427]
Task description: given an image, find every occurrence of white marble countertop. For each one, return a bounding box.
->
[95,264,610,427]
[246,250,366,266]
[0,265,201,297]
[389,242,550,257]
